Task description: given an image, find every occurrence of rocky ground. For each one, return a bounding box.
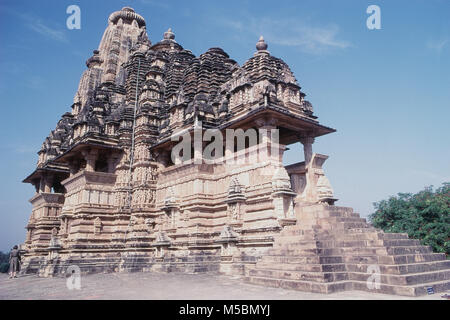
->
[0,272,446,300]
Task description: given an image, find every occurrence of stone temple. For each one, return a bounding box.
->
[21,7,449,296]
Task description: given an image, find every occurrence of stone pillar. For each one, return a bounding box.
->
[193,142,203,164]
[300,137,315,165]
[225,143,234,162]
[107,154,120,173]
[69,160,79,176]
[107,158,115,173]
[256,118,279,163]
[193,126,203,164]
[260,125,274,144]
[82,149,98,172]
[155,150,170,167]
[297,137,316,203]
[39,177,46,193]
[44,175,53,193]
[260,126,274,161]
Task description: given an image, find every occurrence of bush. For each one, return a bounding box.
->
[0,251,8,264]
[369,182,450,255]
[0,263,9,273]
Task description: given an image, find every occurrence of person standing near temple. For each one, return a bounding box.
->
[9,245,21,279]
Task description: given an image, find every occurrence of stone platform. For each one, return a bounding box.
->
[0,272,446,300]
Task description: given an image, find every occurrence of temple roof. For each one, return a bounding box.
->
[30,9,335,173]
[242,37,298,86]
[109,7,146,27]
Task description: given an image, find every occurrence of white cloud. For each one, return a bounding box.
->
[0,5,67,43]
[27,20,68,42]
[220,17,351,54]
[19,13,68,43]
[427,38,449,53]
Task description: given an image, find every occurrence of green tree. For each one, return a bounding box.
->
[369,182,450,256]
[0,251,10,273]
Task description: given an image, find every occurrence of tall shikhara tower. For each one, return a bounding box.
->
[22,8,449,296]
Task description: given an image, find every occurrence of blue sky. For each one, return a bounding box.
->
[0,0,449,252]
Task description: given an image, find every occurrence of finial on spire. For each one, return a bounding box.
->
[256,36,268,51]
[163,28,175,41]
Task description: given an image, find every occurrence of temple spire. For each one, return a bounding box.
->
[256,35,268,52]
[163,28,175,41]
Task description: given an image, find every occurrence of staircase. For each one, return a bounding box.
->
[244,204,450,296]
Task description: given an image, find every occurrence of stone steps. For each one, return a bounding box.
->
[244,276,353,294]
[335,217,368,224]
[273,239,421,249]
[267,247,389,256]
[309,232,379,241]
[381,239,421,246]
[279,226,379,237]
[255,262,347,273]
[314,206,356,216]
[256,260,450,275]
[377,232,410,240]
[315,217,368,224]
[245,276,450,297]
[251,256,450,287]
[379,252,447,264]
[259,254,344,264]
[385,245,432,255]
[314,245,433,256]
[272,241,320,249]
[315,211,361,218]
[244,205,450,296]
[346,260,450,275]
[333,222,374,230]
[351,279,450,296]
[347,269,450,286]
[248,268,348,282]
[345,227,381,234]
[265,248,323,256]
[278,228,321,237]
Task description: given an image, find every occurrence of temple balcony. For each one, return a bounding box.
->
[25,192,65,252]
[58,170,120,245]
[60,170,117,214]
[22,164,69,253]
